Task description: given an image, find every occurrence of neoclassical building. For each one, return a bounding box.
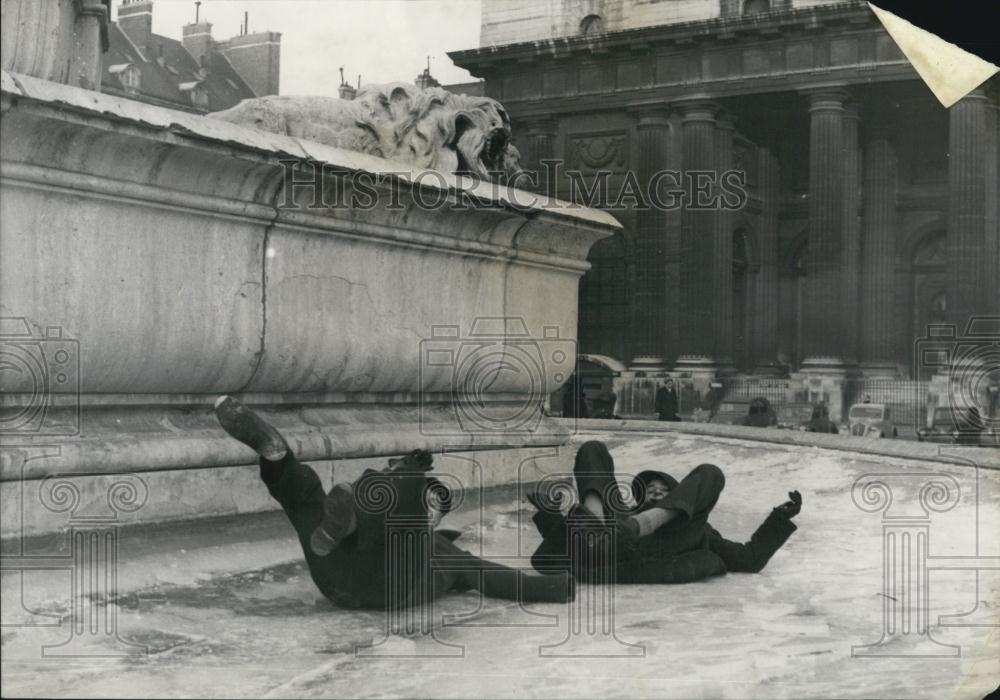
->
[450,0,999,402]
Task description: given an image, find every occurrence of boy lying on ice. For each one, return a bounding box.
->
[528,441,802,584]
[214,396,574,609]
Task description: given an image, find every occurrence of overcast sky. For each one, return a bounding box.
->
[115,0,484,95]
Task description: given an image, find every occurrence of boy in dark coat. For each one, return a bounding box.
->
[529,440,801,584]
[655,379,681,421]
[214,396,573,610]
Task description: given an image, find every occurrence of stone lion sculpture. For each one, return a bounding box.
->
[210,82,528,187]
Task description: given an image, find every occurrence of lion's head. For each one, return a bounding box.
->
[352,83,526,187]
[211,83,528,188]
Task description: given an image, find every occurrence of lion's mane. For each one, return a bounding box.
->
[210,83,526,186]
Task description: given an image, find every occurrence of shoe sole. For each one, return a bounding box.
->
[214,397,287,461]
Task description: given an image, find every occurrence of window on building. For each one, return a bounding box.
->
[120,66,140,95]
[744,0,771,14]
[580,14,605,36]
[189,85,209,111]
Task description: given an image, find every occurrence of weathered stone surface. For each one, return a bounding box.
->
[0,71,620,484]
[211,83,528,186]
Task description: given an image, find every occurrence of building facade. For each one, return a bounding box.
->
[450,0,1000,416]
[103,0,280,113]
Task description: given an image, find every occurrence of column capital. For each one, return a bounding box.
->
[673,96,719,124]
[801,84,850,112]
[626,103,671,128]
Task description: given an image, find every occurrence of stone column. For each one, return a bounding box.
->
[947,89,997,328]
[754,146,783,374]
[675,98,719,373]
[628,106,672,370]
[860,136,899,375]
[841,103,862,366]
[985,99,1000,318]
[520,118,559,197]
[711,113,736,370]
[801,87,850,370]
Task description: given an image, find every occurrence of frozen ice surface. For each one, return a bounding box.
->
[2,432,997,698]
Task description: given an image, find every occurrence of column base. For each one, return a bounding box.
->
[672,356,735,419]
[673,355,736,375]
[628,355,669,375]
[793,359,859,424]
[859,362,901,379]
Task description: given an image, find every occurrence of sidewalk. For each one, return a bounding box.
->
[2,431,998,698]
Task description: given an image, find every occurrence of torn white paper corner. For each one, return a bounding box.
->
[869,3,998,108]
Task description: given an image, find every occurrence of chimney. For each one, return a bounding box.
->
[218,24,282,96]
[414,56,440,90]
[337,66,356,100]
[118,0,154,50]
[182,20,213,67]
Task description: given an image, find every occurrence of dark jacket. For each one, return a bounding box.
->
[655,386,680,420]
[633,508,797,573]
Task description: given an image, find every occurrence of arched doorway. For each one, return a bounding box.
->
[911,230,947,378]
[578,235,628,363]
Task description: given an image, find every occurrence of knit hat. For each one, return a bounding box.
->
[631,469,679,505]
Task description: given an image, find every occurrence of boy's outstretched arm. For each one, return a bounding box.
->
[708,491,802,573]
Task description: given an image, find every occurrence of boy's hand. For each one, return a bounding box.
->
[774,490,802,519]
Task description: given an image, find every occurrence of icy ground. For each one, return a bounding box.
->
[2,432,998,699]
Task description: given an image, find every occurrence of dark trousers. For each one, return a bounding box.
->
[261,452,571,609]
[530,441,727,583]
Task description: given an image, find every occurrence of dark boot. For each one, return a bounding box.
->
[527,487,565,537]
[214,396,287,461]
[310,482,357,556]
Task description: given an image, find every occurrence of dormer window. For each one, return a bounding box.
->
[580,14,604,36]
[108,63,141,95]
[178,80,209,111]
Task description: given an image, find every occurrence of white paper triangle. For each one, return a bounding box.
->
[868,3,998,108]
